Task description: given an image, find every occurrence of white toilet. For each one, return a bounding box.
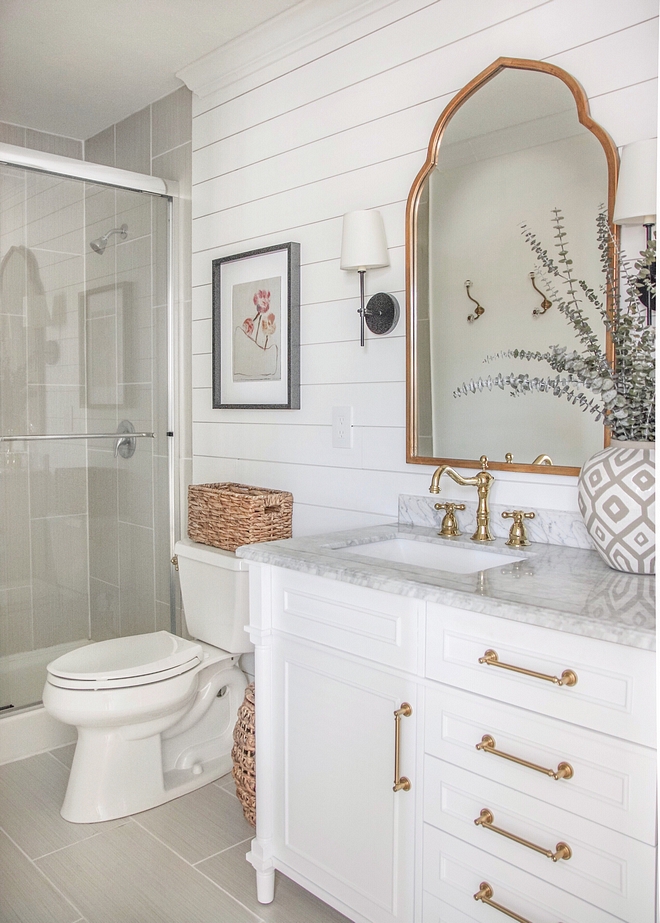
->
[42,539,250,823]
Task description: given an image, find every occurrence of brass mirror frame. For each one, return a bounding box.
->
[405,57,618,476]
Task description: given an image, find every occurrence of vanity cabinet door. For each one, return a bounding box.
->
[271,636,417,923]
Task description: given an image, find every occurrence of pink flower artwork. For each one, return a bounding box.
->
[232,275,281,382]
[253,289,271,314]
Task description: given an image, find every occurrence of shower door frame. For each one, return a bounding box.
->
[0,140,180,637]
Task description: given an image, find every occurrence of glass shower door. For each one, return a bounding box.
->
[0,162,172,712]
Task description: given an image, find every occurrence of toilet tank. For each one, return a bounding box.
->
[174,539,252,654]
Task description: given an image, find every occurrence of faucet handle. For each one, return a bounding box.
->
[434,502,466,537]
[501,510,535,547]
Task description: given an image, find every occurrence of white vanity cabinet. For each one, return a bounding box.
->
[246,561,656,923]
[248,566,422,923]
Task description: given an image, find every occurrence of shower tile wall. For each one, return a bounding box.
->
[84,86,193,640]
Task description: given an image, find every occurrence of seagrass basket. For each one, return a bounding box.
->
[232,683,256,827]
[187,482,293,552]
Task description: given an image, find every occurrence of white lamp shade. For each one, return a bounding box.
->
[340,210,389,271]
[613,138,657,225]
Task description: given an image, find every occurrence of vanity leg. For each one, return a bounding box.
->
[256,868,275,904]
[247,840,275,904]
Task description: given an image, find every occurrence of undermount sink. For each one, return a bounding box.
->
[336,536,526,574]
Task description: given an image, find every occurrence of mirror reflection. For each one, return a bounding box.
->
[409,62,615,473]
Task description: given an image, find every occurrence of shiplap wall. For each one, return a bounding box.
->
[185,0,658,536]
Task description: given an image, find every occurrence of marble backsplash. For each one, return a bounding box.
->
[399,494,594,550]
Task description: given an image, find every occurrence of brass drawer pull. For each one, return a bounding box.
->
[479,649,577,687]
[474,881,555,923]
[393,703,412,792]
[475,809,571,862]
[476,735,573,781]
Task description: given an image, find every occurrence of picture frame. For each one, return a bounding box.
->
[212,242,300,409]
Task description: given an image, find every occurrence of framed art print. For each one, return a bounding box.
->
[212,242,300,409]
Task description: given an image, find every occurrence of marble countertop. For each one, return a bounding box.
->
[236,523,656,651]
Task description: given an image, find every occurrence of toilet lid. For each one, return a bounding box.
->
[46,631,203,689]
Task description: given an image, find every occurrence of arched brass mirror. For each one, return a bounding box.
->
[406,57,618,475]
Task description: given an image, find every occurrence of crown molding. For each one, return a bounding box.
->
[177,0,403,102]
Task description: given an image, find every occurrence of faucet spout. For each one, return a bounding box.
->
[429,455,495,542]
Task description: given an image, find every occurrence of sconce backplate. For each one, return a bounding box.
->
[365,292,400,335]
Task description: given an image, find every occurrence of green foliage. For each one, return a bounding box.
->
[454,209,655,442]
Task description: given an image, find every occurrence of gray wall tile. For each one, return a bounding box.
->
[0,121,26,145]
[152,86,192,158]
[85,126,115,166]
[115,106,151,175]
[25,129,82,160]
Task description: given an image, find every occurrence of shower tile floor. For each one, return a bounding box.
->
[0,744,351,923]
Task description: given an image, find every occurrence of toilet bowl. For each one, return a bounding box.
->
[42,540,251,823]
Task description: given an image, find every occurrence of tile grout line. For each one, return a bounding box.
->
[191,860,265,922]
[130,819,263,921]
[0,823,86,921]
[191,834,253,867]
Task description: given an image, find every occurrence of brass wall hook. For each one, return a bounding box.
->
[529,271,552,315]
[465,280,485,322]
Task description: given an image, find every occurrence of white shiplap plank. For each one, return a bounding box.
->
[547,17,658,98]
[192,380,406,427]
[300,336,406,386]
[590,79,658,147]
[193,420,365,470]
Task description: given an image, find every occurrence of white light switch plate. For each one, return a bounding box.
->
[332,406,353,448]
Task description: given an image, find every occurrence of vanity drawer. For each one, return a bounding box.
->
[424,684,656,845]
[422,826,635,923]
[425,603,656,746]
[423,755,656,922]
[270,569,422,672]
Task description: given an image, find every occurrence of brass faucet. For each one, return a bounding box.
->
[429,455,495,542]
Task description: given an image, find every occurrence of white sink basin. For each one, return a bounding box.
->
[337,537,526,574]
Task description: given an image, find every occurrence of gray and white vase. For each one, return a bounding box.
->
[577,440,655,575]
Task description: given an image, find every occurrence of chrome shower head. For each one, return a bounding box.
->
[89,224,128,255]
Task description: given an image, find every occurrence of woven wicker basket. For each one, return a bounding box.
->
[187,482,293,552]
[232,683,256,827]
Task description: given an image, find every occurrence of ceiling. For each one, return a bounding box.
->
[0,0,304,140]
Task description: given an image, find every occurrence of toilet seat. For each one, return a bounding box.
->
[46,631,203,691]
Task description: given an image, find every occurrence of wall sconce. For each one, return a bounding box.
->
[613,138,657,324]
[340,209,400,346]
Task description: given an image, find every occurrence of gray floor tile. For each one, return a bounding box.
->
[0,753,123,859]
[133,780,254,864]
[0,829,82,923]
[36,822,261,923]
[197,842,352,923]
[50,743,77,770]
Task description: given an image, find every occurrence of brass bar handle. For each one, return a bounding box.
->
[474,809,571,862]
[479,649,577,687]
[393,703,412,792]
[474,881,554,923]
[476,735,573,781]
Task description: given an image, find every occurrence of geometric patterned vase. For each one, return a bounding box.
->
[577,440,655,574]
